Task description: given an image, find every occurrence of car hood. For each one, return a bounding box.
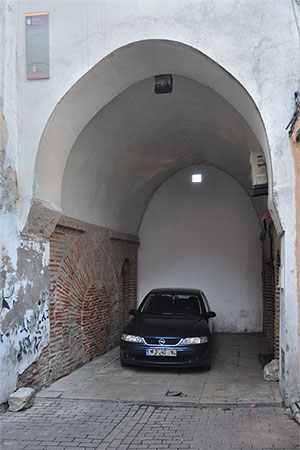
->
[123,314,209,338]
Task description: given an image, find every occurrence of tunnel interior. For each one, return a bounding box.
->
[61,74,266,234]
[22,41,281,386]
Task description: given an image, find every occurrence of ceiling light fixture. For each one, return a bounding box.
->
[154,74,173,94]
[192,174,202,183]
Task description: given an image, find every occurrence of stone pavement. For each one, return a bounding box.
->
[1,334,299,449]
[0,398,299,450]
[36,334,281,405]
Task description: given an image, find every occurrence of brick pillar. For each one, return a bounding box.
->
[274,252,281,359]
[262,262,275,354]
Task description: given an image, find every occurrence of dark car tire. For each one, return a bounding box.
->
[202,349,211,370]
[202,360,211,371]
[120,358,130,367]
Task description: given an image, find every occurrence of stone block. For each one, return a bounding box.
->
[8,387,36,412]
[263,359,279,381]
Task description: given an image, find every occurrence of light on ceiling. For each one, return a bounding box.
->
[192,174,202,183]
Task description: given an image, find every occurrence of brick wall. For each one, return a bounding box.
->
[262,262,275,354]
[261,217,281,358]
[18,216,138,390]
[273,251,281,359]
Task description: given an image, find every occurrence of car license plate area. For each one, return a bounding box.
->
[146,348,177,357]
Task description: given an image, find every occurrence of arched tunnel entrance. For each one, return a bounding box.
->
[20,40,282,397]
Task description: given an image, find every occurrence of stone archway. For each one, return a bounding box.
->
[21,39,298,404]
[24,40,281,239]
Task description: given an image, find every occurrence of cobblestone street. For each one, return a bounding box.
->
[1,398,299,450]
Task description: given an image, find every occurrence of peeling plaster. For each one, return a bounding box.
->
[0,105,8,153]
[1,90,51,403]
[22,199,61,240]
[0,241,50,404]
[5,166,18,201]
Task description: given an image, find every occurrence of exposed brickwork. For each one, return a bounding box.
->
[262,262,275,354]
[122,258,135,323]
[261,218,281,358]
[18,216,138,389]
[274,251,281,359]
[82,284,110,360]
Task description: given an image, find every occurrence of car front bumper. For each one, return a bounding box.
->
[120,340,210,368]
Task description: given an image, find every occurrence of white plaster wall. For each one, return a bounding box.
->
[138,166,263,333]
[13,0,299,231]
[0,2,51,404]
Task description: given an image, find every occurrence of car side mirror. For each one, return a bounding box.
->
[128,309,137,316]
[205,311,216,319]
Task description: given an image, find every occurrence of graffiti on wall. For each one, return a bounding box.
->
[1,262,16,313]
[0,290,50,364]
[0,241,50,403]
[1,287,15,312]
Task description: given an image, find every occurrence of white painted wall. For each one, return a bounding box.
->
[138,166,263,333]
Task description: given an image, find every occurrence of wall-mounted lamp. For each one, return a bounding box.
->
[155,74,173,94]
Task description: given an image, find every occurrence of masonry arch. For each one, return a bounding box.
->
[27,39,280,239]
[20,38,294,399]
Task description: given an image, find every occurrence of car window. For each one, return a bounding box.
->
[141,294,203,316]
[202,292,211,312]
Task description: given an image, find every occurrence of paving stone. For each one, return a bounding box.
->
[1,398,298,450]
[44,447,67,450]
[24,446,47,450]
[64,447,81,450]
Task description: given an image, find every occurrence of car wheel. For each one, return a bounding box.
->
[120,358,130,367]
[202,360,211,371]
[202,350,211,370]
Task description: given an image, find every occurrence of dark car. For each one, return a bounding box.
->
[120,288,216,369]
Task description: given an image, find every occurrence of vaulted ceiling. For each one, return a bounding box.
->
[34,41,269,235]
[62,75,264,233]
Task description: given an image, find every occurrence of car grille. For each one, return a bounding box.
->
[144,337,181,346]
[133,355,192,364]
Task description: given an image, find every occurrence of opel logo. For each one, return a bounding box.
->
[158,338,165,345]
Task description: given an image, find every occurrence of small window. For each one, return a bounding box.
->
[192,174,202,183]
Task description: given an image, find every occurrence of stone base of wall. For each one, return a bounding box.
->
[18,216,138,390]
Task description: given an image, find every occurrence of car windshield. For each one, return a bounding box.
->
[140,294,202,316]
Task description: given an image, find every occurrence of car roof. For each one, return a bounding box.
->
[148,288,203,296]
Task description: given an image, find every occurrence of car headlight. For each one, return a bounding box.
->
[121,334,144,343]
[181,337,208,345]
